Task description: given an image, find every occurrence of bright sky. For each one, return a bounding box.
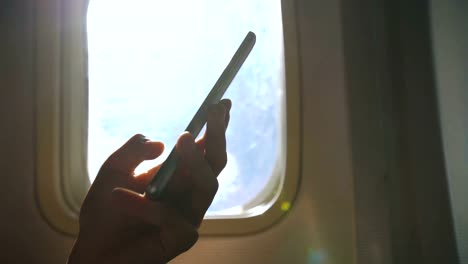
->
[86,0,284,214]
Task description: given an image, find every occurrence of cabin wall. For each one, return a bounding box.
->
[2,0,368,263]
[1,1,74,262]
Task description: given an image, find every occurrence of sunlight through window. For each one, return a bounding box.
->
[87,0,285,215]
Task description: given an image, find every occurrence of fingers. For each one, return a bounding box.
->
[219,98,231,128]
[170,100,230,225]
[205,102,229,175]
[176,133,219,226]
[195,99,231,151]
[102,134,164,175]
[114,100,230,227]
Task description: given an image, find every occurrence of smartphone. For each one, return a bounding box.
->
[145,31,256,201]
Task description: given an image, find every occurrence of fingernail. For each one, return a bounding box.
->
[137,134,149,144]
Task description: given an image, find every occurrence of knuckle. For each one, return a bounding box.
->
[220,153,228,168]
[214,153,228,174]
[207,178,219,197]
[209,152,228,175]
[197,176,219,197]
[182,229,199,252]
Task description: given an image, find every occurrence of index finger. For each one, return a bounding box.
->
[176,133,219,226]
[205,100,230,175]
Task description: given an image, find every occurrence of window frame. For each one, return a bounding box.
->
[35,0,88,233]
[36,0,301,236]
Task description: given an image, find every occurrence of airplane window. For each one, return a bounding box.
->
[87,0,285,216]
[431,0,468,260]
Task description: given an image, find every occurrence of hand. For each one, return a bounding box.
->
[68,99,231,264]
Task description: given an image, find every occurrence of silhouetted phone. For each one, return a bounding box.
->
[145,31,256,201]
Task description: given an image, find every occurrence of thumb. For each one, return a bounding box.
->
[102,134,164,175]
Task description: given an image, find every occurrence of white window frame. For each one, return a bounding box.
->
[35,0,301,236]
